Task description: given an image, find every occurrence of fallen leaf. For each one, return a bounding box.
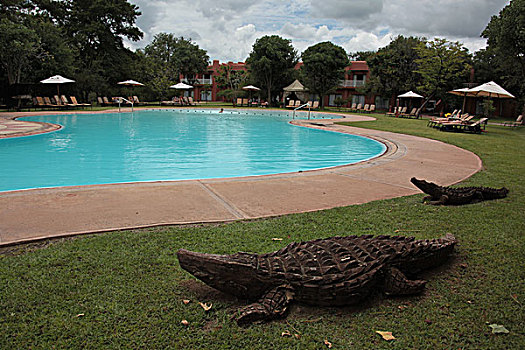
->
[272,238,283,241]
[182,299,191,305]
[199,302,212,312]
[488,324,509,334]
[76,313,84,318]
[324,339,332,348]
[466,300,473,304]
[376,330,396,341]
[281,330,291,337]
[294,334,301,339]
[181,320,189,326]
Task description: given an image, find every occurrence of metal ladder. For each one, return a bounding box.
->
[292,103,311,120]
[117,97,134,112]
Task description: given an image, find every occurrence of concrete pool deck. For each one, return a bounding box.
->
[0,110,482,246]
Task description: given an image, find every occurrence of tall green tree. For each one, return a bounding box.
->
[301,42,348,109]
[365,36,424,105]
[214,65,248,102]
[246,35,298,105]
[0,18,43,85]
[415,38,472,110]
[482,0,525,113]
[140,34,209,99]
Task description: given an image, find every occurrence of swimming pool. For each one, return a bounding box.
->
[0,109,386,192]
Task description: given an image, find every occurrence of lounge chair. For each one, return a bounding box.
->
[34,97,53,108]
[43,96,60,108]
[187,97,196,106]
[355,104,363,113]
[286,100,295,108]
[400,107,417,118]
[242,98,249,107]
[235,98,243,107]
[368,104,375,113]
[362,104,370,113]
[311,101,319,109]
[397,106,407,116]
[349,103,357,112]
[439,116,485,133]
[294,100,301,108]
[386,107,397,116]
[103,97,117,106]
[503,115,523,127]
[70,96,91,107]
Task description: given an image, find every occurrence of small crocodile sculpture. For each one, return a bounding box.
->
[177,233,456,325]
[410,177,509,205]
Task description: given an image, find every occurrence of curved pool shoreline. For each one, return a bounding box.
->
[0,109,482,246]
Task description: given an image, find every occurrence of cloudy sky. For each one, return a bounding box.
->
[125,0,510,62]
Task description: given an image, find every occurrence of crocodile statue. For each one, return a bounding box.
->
[410,177,509,205]
[177,233,456,325]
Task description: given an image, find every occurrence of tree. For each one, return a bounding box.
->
[214,65,248,102]
[349,50,376,62]
[140,34,209,99]
[415,38,472,111]
[301,42,348,109]
[482,0,525,113]
[365,36,424,106]
[246,35,298,105]
[0,18,43,85]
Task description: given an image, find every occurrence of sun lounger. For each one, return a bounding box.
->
[368,104,375,113]
[43,96,61,108]
[70,96,91,107]
[503,115,523,127]
[349,103,357,112]
[354,104,363,113]
[312,101,319,109]
[386,107,397,116]
[187,97,196,106]
[34,97,53,108]
[439,117,486,133]
[286,100,295,108]
[235,98,243,107]
[362,104,370,113]
[242,98,249,107]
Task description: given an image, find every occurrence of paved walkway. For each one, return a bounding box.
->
[0,110,482,246]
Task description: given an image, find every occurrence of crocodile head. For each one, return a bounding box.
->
[177,249,273,300]
[396,233,457,273]
[410,177,441,196]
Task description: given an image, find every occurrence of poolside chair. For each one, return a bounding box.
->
[461,118,488,133]
[349,103,357,112]
[355,104,363,113]
[132,96,145,106]
[397,106,407,116]
[43,96,60,108]
[34,97,53,108]
[103,97,117,106]
[294,100,301,108]
[70,96,91,107]
[312,101,319,109]
[362,104,370,113]
[503,115,523,127]
[235,98,243,107]
[187,97,196,106]
[401,107,417,118]
[306,101,313,108]
[241,98,248,107]
[368,104,375,113]
[286,100,295,108]
[386,106,397,116]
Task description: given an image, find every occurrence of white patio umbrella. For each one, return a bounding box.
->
[398,91,423,98]
[242,85,261,91]
[398,91,423,111]
[117,79,145,86]
[467,81,514,99]
[170,82,193,89]
[40,75,75,96]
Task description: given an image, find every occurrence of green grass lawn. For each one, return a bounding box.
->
[1,114,524,349]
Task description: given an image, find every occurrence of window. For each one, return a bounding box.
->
[329,94,342,106]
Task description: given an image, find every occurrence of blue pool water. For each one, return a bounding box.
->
[0,109,386,192]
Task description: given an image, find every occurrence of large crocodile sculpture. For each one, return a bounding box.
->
[410,177,509,205]
[177,233,456,325]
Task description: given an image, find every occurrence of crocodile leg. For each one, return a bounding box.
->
[383,267,427,295]
[427,194,448,205]
[235,284,295,326]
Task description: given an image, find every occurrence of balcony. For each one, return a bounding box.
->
[340,80,366,88]
[181,78,213,85]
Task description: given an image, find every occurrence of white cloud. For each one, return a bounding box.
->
[125,0,511,62]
